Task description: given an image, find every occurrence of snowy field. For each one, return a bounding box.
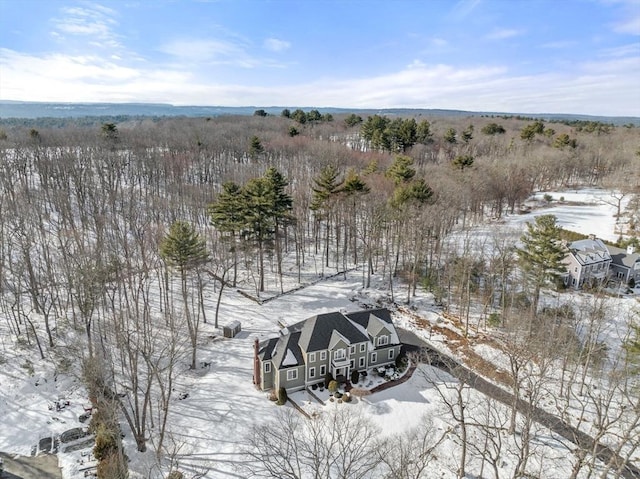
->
[0,187,638,479]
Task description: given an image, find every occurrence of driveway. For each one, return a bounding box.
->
[0,452,62,479]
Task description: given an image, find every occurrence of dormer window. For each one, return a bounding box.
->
[377,335,388,347]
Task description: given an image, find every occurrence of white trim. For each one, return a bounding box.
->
[286,369,298,381]
[309,352,316,363]
[371,352,377,363]
[334,348,346,360]
[359,356,365,368]
[320,365,326,376]
[309,367,315,379]
[264,362,271,373]
[388,349,394,360]
[320,351,327,361]
[377,335,388,347]
[360,343,366,353]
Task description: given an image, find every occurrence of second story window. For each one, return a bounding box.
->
[377,335,388,347]
[334,348,346,360]
[309,352,316,363]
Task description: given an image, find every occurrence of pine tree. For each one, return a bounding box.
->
[517,214,567,315]
[242,177,276,293]
[208,181,245,286]
[311,165,344,268]
[160,221,208,369]
[264,167,294,289]
[386,155,416,185]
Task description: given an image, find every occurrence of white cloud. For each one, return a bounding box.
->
[160,39,247,62]
[1,47,638,116]
[612,15,640,34]
[486,28,524,40]
[51,3,122,49]
[264,38,291,52]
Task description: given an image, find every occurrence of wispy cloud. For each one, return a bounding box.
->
[1,39,638,115]
[263,38,291,52]
[51,3,122,49]
[451,0,482,19]
[541,40,577,49]
[486,28,524,40]
[612,15,640,34]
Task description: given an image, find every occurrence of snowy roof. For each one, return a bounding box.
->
[567,238,611,265]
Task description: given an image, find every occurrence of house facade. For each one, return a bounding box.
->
[606,244,640,286]
[562,236,611,289]
[253,308,402,393]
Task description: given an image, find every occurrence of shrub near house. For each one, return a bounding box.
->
[253,309,401,393]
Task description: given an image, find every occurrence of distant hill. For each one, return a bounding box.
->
[0,101,637,125]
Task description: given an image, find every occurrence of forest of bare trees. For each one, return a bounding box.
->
[0,112,638,478]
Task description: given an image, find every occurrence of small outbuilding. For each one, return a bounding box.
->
[223,320,242,338]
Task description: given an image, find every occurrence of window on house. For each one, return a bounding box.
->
[388,349,394,360]
[320,365,326,376]
[264,362,271,373]
[360,343,366,353]
[377,335,388,347]
[350,359,355,369]
[309,352,316,363]
[334,349,346,360]
[359,357,365,368]
[371,352,377,363]
[320,351,327,361]
[574,267,578,272]
[309,367,315,379]
[287,369,298,381]
[349,345,355,354]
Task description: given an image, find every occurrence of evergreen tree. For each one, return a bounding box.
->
[311,165,344,268]
[386,155,416,185]
[452,155,474,171]
[310,164,343,212]
[416,119,433,144]
[249,136,264,158]
[444,128,457,144]
[344,113,363,128]
[242,177,276,293]
[160,221,208,369]
[264,167,294,289]
[208,181,245,286]
[517,215,567,315]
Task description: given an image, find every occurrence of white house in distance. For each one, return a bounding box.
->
[253,308,402,393]
[563,235,612,289]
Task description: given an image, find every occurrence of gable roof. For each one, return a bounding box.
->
[260,308,399,371]
[567,238,611,266]
[271,331,304,369]
[607,244,640,269]
[298,311,369,353]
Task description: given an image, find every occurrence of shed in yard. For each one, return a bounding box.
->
[223,320,241,338]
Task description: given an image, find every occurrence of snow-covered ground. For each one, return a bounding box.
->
[0,187,638,479]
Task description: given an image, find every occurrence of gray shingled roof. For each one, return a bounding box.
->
[568,238,611,266]
[298,311,369,353]
[607,245,640,269]
[269,331,304,369]
[258,337,279,361]
[346,308,393,328]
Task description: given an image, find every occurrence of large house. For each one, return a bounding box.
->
[253,308,402,393]
[606,244,640,286]
[563,236,612,289]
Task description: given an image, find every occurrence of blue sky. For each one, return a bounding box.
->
[0,0,639,115]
